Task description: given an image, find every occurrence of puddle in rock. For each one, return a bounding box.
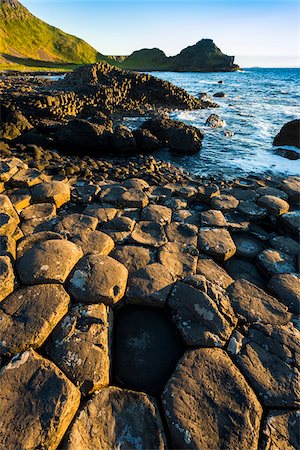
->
[113,306,184,394]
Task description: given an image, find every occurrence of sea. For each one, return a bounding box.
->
[125,68,300,179]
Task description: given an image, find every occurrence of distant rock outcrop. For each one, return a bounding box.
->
[120,39,239,72]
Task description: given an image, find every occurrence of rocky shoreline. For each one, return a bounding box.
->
[0,136,299,448]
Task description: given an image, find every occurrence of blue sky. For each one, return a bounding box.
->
[22,0,299,67]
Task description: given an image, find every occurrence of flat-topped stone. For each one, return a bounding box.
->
[200,209,226,227]
[269,236,300,257]
[162,348,262,450]
[159,242,198,278]
[0,349,80,450]
[268,273,300,314]
[168,280,237,347]
[238,200,268,220]
[126,263,174,307]
[111,245,155,273]
[0,284,70,356]
[229,323,300,407]
[131,221,167,247]
[20,203,57,221]
[54,213,98,237]
[16,231,63,258]
[166,222,198,246]
[17,239,83,284]
[210,193,239,210]
[141,204,172,224]
[31,180,70,207]
[257,249,296,276]
[233,234,265,259]
[66,387,166,450]
[119,188,149,208]
[197,258,234,289]
[9,168,42,188]
[227,279,291,325]
[71,229,114,255]
[68,254,128,305]
[198,227,236,261]
[46,303,111,395]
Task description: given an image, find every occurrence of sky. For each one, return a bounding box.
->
[21,0,300,67]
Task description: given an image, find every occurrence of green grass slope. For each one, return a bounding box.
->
[0,0,103,70]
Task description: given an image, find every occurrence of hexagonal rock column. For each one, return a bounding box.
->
[17,239,83,284]
[0,349,80,450]
[162,348,262,450]
[31,180,71,208]
[260,410,299,450]
[0,284,70,357]
[227,279,291,325]
[68,255,128,305]
[126,263,174,307]
[167,279,237,347]
[65,386,166,450]
[228,323,300,407]
[198,227,236,261]
[46,303,112,395]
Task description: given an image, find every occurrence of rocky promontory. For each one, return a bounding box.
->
[0,63,213,155]
[0,136,299,449]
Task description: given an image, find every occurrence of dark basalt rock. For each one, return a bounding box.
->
[54,119,113,154]
[113,306,183,394]
[273,120,300,148]
[141,118,204,154]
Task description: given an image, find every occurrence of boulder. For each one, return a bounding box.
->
[257,195,289,217]
[273,120,300,148]
[162,348,262,450]
[112,125,137,152]
[133,128,162,151]
[46,303,112,395]
[211,193,239,210]
[0,110,33,140]
[0,349,80,450]
[66,387,167,450]
[0,284,70,356]
[53,213,98,238]
[205,113,225,128]
[142,118,203,154]
[55,119,113,154]
[68,254,128,306]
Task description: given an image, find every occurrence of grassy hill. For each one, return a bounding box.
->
[0,0,103,71]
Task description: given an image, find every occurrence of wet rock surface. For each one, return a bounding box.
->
[0,144,299,449]
[114,306,183,393]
